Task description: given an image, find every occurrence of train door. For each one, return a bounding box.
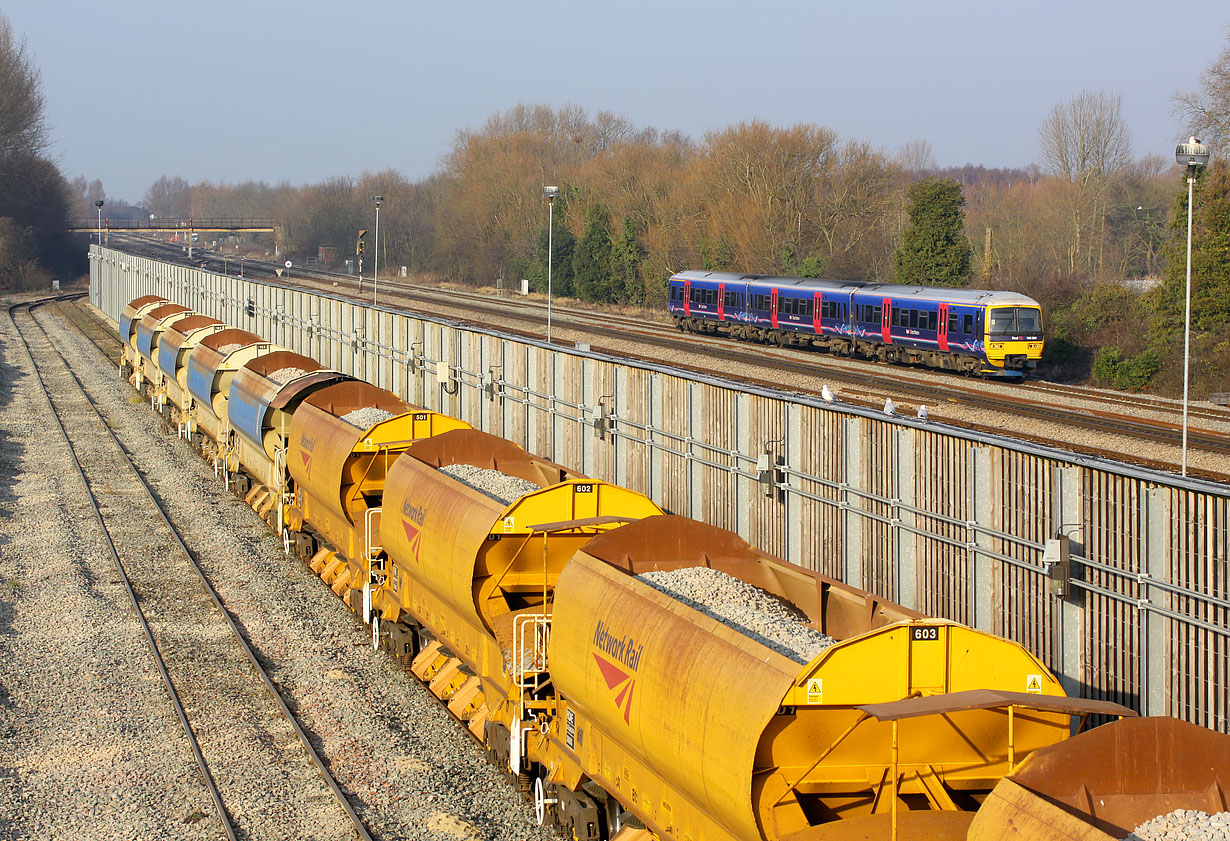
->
[881,297,893,344]
[770,288,779,329]
[938,303,949,351]
[718,282,726,321]
[683,279,691,316]
[813,291,823,334]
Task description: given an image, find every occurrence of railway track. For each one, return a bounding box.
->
[11,297,378,841]
[103,236,1230,479]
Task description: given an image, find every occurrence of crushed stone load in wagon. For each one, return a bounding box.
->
[637,567,835,664]
[340,407,397,428]
[267,367,310,385]
[1122,809,1230,841]
[439,464,539,507]
[215,343,245,354]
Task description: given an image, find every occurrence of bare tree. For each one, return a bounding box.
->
[1174,29,1230,150]
[1037,90,1132,277]
[895,139,937,173]
[1038,90,1132,183]
[144,175,191,218]
[0,13,47,157]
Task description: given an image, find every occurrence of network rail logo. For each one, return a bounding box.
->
[400,499,426,563]
[591,620,644,724]
[299,435,316,479]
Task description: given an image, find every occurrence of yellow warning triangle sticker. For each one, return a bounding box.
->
[1026,674,1042,694]
[805,678,823,703]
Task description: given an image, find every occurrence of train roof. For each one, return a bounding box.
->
[669,270,865,291]
[855,283,1041,306]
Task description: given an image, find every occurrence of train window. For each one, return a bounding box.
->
[804,300,814,317]
[708,289,717,305]
[988,308,1015,333]
[873,305,882,324]
[963,314,974,334]
[1017,308,1042,332]
[948,313,959,334]
[928,311,937,331]
[690,288,700,304]
[909,310,919,329]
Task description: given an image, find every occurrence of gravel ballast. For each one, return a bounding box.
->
[0,298,561,841]
[214,342,244,354]
[439,464,540,506]
[637,566,835,663]
[341,406,396,428]
[1123,809,1230,841]
[267,366,309,385]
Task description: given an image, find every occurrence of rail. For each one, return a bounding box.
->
[16,296,378,841]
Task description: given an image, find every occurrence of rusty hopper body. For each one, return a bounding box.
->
[541,516,1071,841]
[379,428,663,738]
[285,381,470,580]
[184,329,278,450]
[155,315,225,412]
[119,295,167,373]
[228,351,352,492]
[133,303,191,390]
[969,717,1230,841]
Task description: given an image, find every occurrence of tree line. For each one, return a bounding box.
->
[4,6,1229,396]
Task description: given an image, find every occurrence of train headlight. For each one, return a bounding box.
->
[990,342,1003,350]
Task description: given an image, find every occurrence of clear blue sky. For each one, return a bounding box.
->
[8,0,1228,204]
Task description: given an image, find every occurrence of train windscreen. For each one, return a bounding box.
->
[988,307,1042,335]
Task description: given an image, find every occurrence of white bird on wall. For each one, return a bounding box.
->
[883,397,896,416]
[917,404,929,422]
[821,384,836,403]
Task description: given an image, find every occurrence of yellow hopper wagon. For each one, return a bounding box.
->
[228,351,353,528]
[284,380,470,610]
[378,428,663,743]
[185,328,281,472]
[537,516,1079,841]
[154,315,226,424]
[132,303,192,393]
[118,295,167,378]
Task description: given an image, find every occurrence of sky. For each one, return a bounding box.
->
[7,0,1228,204]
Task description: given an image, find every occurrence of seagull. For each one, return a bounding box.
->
[917,404,929,422]
[821,384,836,403]
[883,397,897,417]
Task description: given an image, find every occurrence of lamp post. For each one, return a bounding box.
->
[373,195,383,306]
[95,200,104,246]
[543,186,559,343]
[1176,136,1210,477]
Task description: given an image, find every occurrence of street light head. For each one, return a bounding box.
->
[374,195,383,207]
[543,185,559,202]
[1176,137,1210,168]
[95,200,104,208]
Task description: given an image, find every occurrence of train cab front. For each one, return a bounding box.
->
[985,305,1044,376]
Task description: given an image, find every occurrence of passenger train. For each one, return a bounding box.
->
[667,271,1045,377]
[109,290,1223,841]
